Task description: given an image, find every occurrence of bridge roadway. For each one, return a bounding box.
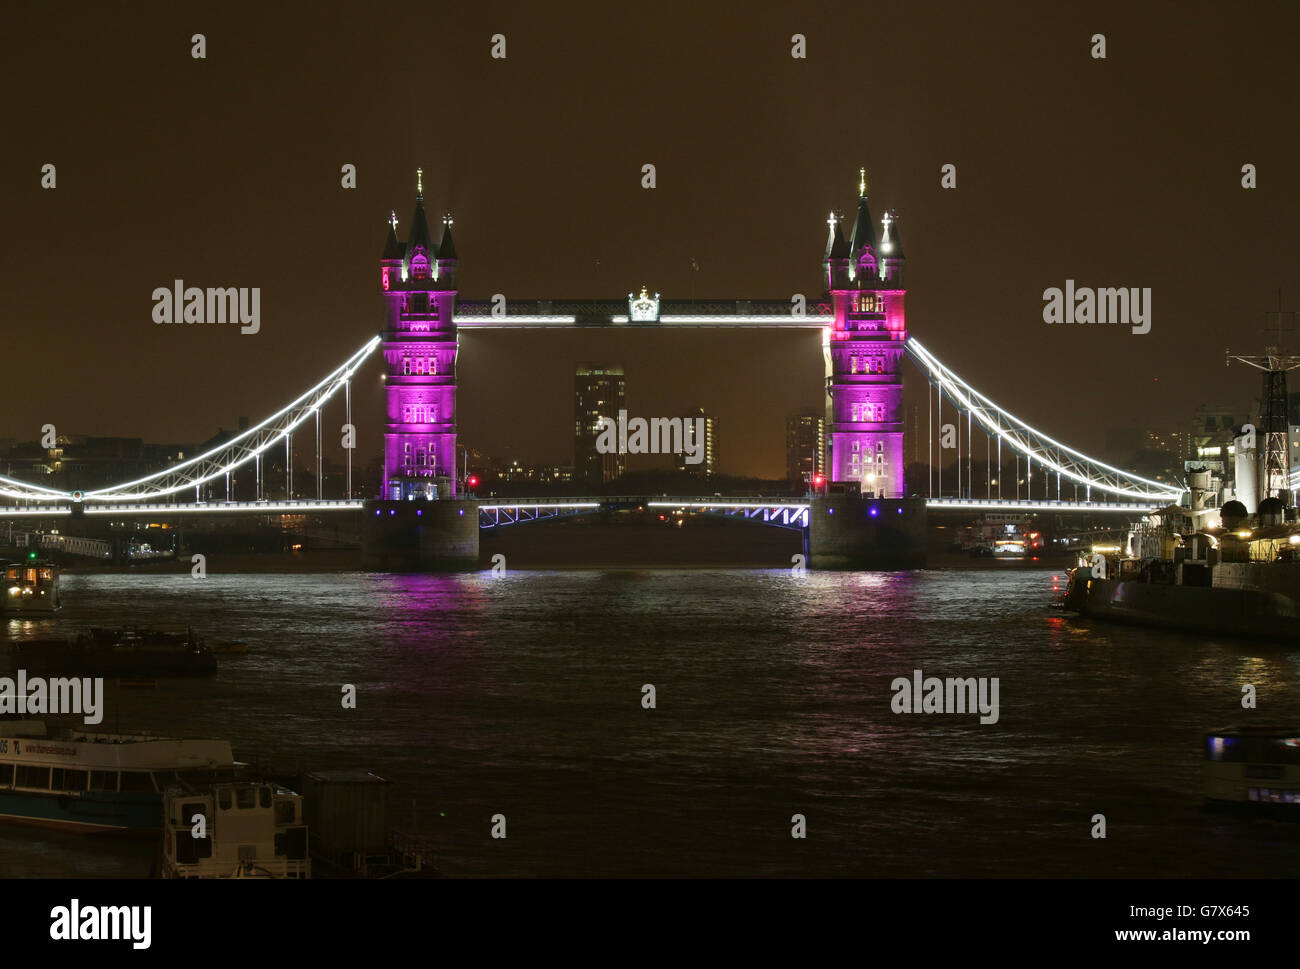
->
[0,495,1162,524]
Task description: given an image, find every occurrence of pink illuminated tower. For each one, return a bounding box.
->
[380,169,460,499]
[823,168,906,497]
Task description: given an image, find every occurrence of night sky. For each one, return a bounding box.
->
[5,1,1298,478]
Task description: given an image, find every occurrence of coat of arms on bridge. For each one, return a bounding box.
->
[627,285,660,322]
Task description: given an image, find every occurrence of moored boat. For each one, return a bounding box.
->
[13,627,218,676]
[1204,726,1300,812]
[0,720,240,833]
[160,780,310,878]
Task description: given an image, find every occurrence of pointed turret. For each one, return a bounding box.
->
[824,211,849,261]
[437,213,457,261]
[879,210,904,285]
[880,210,902,257]
[436,212,458,287]
[406,166,434,255]
[848,167,877,258]
[823,211,850,292]
[383,211,403,260]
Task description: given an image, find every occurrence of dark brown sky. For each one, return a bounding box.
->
[4,1,1298,477]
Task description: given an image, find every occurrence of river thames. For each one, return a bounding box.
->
[3,568,1299,877]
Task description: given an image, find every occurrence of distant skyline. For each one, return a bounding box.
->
[4,2,1297,479]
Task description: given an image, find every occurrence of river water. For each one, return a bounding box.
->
[3,567,1300,877]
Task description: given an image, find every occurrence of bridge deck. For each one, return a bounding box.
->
[0,496,1162,520]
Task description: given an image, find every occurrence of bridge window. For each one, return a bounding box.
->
[428,356,437,375]
[411,294,429,313]
[415,358,425,375]
[402,357,411,375]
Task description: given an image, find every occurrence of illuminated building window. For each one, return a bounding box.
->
[428,356,437,375]
[402,406,411,422]
[402,357,411,375]
[416,358,425,375]
[852,440,860,453]
[850,356,860,374]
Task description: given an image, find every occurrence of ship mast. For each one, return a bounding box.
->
[1227,294,1299,507]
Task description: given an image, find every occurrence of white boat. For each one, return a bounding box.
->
[160,780,310,878]
[0,720,238,832]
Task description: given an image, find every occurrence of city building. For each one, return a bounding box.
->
[786,410,824,483]
[574,365,626,483]
[674,407,717,477]
[498,461,575,485]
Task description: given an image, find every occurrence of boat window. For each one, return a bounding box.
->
[88,770,117,792]
[274,800,296,824]
[51,768,87,791]
[15,765,49,789]
[1269,739,1300,764]
[1207,735,1300,763]
[0,764,13,786]
[236,787,256,809]
[181,802,206,827]
[119,771,155,793]
[218,788,232,810]
[260,787,272,809]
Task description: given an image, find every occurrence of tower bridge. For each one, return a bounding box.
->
[0,168,1185,569]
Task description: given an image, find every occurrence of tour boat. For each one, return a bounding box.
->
[1,558,61,614]
[0,720,240,833]
[1204,726,1300,811]
[160,780,310,878]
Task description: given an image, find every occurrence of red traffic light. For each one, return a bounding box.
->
[467,475,480,489]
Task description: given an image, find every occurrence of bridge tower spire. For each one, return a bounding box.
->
[379,170,460,499]
[825,168,907,497]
